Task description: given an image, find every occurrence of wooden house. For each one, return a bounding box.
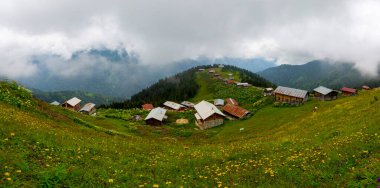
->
[163,101,186,111]
[236,82,251,87]
[208,69,215,73]
[313,86,338,101]
[263,88,274,96]
[214,99,224,106]
[142,103,154,111]
[226,98,238,106]
[79,103,96,115]
[194,101,225,130]
[62,97,81,111]
[145,107,167,125]
[181,101,195,109]
[362,85,370,90]
[50,101,60,106]
[273,86,308,105]
[225,80,235,84]
[223,104,250,119]
[341,87,357,96]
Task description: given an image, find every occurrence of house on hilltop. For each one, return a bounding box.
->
[263,88,274,96]
[194,101,225,130]
[274,86,308,105]
[223,104,250,119]
[145,107,167,125]
[163,101,186,111]
[62,97,81,111]
[341,87,357,96]
[362,85,370,90]
[313,86,338,101]
[79,103,96,115]
[142,103,154,111]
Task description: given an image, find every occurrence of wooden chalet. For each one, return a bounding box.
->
[341,87,357,96]
[236,82,251,87]
[163,101,186,111]
[313,86,338,101]
[263,88,274,96]
[223,104,250,119]
[145,107,167,125]
[362,85,371,90]
[194,101,225,130]
[225,80,235,84]
[214,99,224,106]
[226,98,239,106]
[79,103,96,115]
[50,101,60,106]
[62,97,81,111]
[142,103,154,111]
[181,101,195,109]
[273,86,309,105]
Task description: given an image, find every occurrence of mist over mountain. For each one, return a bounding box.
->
[11,48,274,98]
[258,60,380,90]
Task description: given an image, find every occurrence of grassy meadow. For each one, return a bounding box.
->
[0,76,380,187]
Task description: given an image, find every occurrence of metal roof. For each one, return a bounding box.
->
[214,99,225,106]
[223,104,250,119]
[274,86,308,99]
[163,101,185,110]
[181,101,195,108]
[194,101,225,120]
[65,97,81,106]
[341,87,357,93]
[50,101,60,106]
[142,103,154,110]
[313,86,334,95]
[226,98,238,106]
[79,103,96,112]
[145,107,167,121]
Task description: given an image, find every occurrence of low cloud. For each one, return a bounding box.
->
[1,0,380,79]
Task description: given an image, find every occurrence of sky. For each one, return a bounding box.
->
[1,0,380,79]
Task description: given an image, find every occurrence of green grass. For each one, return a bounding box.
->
[1,81,380,187]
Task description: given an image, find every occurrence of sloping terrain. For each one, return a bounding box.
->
[0,76,379,187]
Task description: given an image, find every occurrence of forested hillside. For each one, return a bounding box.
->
[259,60,380,90]
[105,65,274,109]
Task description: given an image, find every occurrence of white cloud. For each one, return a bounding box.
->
[1,0,380,78]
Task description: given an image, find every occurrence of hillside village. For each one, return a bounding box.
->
[0,66,379,187]
[52,65,375,132]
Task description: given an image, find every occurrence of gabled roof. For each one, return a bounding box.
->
[163,101,185,110]
[236,82,251,87]
[142,103,154,110]
[265,88,274,92]
[223,104,250,119]
[194,101,225,120]
[65,97,81,106]
[79,103,96,112]
[145,107,167,121]
[362,85,370,90]
[50,101,60,106]
[274,86,308,99]
[226,98,238,106]
[313,86,336,95]
[214,99,224,106]
[181,101,195,108]
[341,87,357,93]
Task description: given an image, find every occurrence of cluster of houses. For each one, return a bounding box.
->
[201,68,252,87]
[50,97,96,115]
[264,85,370,105]
[143,97,250,130]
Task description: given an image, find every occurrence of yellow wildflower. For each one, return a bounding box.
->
[153,184,159,188]
[10,133,15,136]
[108,179,114,183]
[16,170,21,173]
[6,177,11,181]
[4,172,10,176]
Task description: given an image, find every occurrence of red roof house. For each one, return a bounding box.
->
[341,87,357,96]
[142,103,154,111]
[222,104,250,119]
[225,80,235,84]
[226,98,239,106]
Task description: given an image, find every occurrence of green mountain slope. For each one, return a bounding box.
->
[1,79,379,187]
[259,60,380,90]
[31,89,119,105]
[105,65,273,109]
